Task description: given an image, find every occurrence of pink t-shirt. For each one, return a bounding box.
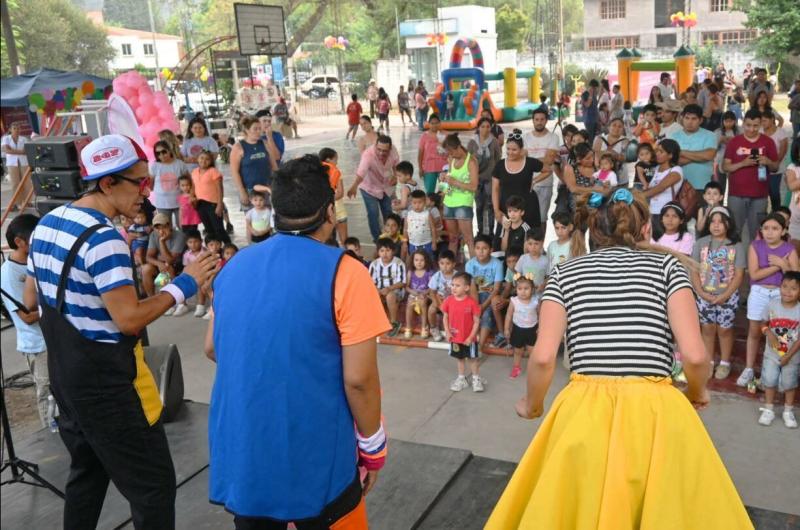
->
[418,132,448,173]
[356,144,399,199]
[182,248,204,268]
[653,231,695,256]
[178,194,201,226]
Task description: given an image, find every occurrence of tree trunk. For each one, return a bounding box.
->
[286,0,328,57]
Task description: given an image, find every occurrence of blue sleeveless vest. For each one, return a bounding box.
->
[239,139,271,190]
[209,234,356,519]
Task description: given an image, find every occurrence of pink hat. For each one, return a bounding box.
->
[80,134,147,181]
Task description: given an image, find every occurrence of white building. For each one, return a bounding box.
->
[401,5,497,89]
[106,26,183,71]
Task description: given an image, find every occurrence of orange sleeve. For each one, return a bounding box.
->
[335,254,391,346]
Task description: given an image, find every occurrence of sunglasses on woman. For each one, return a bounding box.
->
[507,132,523,141]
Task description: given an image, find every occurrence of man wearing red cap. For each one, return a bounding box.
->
[24,134,217,529]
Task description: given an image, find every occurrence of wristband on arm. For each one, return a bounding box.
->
[161,273,198,305]
[356,422,387,471]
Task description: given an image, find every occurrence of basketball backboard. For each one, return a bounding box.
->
[234,3,287,56]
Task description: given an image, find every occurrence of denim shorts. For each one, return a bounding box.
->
[408,242,434,257]
[761,351,800,391]
[443,205,474,220]
[477,291,495,329]
[747,285,781,321]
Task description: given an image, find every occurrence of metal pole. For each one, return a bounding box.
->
[210,50,221,113]
[146,0,162,90]
[1,0,22,74]
[394,6,402,56]
[557,0,565,100]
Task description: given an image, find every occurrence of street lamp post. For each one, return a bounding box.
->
[146,0,162,91]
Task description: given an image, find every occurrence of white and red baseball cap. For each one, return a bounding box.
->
[80,134,148,181]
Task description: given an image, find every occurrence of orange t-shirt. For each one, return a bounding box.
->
[323,161,342,190]
[334,254,391,345]
[192,167,222,203]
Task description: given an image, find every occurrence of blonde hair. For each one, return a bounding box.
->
[158,129,182,160]
[573,190,699,271]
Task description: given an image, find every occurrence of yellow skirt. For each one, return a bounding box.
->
[485,374,753,530]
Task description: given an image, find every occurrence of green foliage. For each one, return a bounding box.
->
[695,39,718,69]
[216,78,235,103]
[0,0,24,76]
[4,0,115,76]
[103,0,151,31]
[581,67,608,84]
[496,4,529,52]
[733,0,800,61]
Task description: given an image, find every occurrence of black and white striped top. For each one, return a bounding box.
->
[542,247,692,377]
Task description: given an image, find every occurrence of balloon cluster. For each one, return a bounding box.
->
[426,33,447,46]
[28,81,111,116]
[160,67,174,81]
[111,71,179,161]
[323,35,349,50]
[670,11,698,28]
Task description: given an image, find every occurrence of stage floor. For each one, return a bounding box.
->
[2,402,796,529]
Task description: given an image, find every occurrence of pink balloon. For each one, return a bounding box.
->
[138,92,153,107]
[153,92,169,106]
[135,106,150,122]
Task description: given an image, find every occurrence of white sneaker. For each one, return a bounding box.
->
[172,303,189,317]
[736,367,754,387]
[431,328,443,342]
[202,311,211,320]
[757,407,775,426]
[194,304,207,318]
[471,375,485,393]
[783,409,798,429]
[450,375,468,392]
[164,306,176,317]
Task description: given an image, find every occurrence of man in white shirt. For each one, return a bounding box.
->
[523,107,559,225]
[657,73,675,101]
[656,100,684,139]
[609,84,624,120]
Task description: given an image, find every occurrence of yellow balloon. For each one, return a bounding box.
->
[73,89,84,104]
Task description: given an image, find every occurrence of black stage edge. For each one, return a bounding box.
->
[2,402,797,529]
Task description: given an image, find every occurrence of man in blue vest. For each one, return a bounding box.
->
[205,154,390,529]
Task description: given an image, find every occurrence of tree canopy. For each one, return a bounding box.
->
[733,0,800,61]
[1,0,115,77]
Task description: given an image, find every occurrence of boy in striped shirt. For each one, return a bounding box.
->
[369,237,406,336]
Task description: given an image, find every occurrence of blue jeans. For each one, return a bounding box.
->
[360,189,393,242]
[416,108,428,131]
[768,173,782,214]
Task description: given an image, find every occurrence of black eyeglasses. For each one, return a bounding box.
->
[507,132,523,141]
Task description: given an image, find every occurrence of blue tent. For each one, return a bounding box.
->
[0,67,112,107]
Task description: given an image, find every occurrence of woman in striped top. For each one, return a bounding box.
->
[486,188,753,530]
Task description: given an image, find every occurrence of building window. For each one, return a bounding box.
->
[656,33,677,47]
[700,29,756,45]
[709,0,732,12]
[143,43,154,56]
[121,43,132,56]
[587,35,639,50]
[654,0,685,28]
[600,0,626,19]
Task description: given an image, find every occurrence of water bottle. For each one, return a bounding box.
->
[46,395,59,433]
[437,164,450,194]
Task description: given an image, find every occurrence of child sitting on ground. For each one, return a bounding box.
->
[515,228,549,294]
[393,161,421,215]
[320,147,348,245]
[182,229,209,318]
[757,271,800,429]
[405,250,434,339]
[245,191,272,243]
[369,237,407,336]
[128,211,152,266]
[178,175,201,233]
[466,234,505,348]
[695,181,724,233]
[491,246,523,340]
[404,189,437,262]
[500,195,530,253]
[442,272,483,392]
[1,214,52,429]
[380,213,406,258]
[428,250,457,342]
[344,237,369,267]
[593,152,619,187]
[503,276,540,380]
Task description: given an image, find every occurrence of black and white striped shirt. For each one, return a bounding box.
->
[369,257,406,289]
[542,247,692,377]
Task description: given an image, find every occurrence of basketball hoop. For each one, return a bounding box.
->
[234,4,287,56]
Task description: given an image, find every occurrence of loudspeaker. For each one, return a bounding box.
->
[32,169,86,198]
[143,344,185,423]
[24,135,91,169]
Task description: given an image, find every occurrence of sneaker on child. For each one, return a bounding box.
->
[450,375,468,392]
[164,306,176,317]
[757,407,775,426]
[492,334,507,348]
[714,363,731,380]
[736,367,754,387]
[472,375,485,392]
[783,409,798,429]
[172,303,189,317]
[194,304,207,318]
[509,365,522,380]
